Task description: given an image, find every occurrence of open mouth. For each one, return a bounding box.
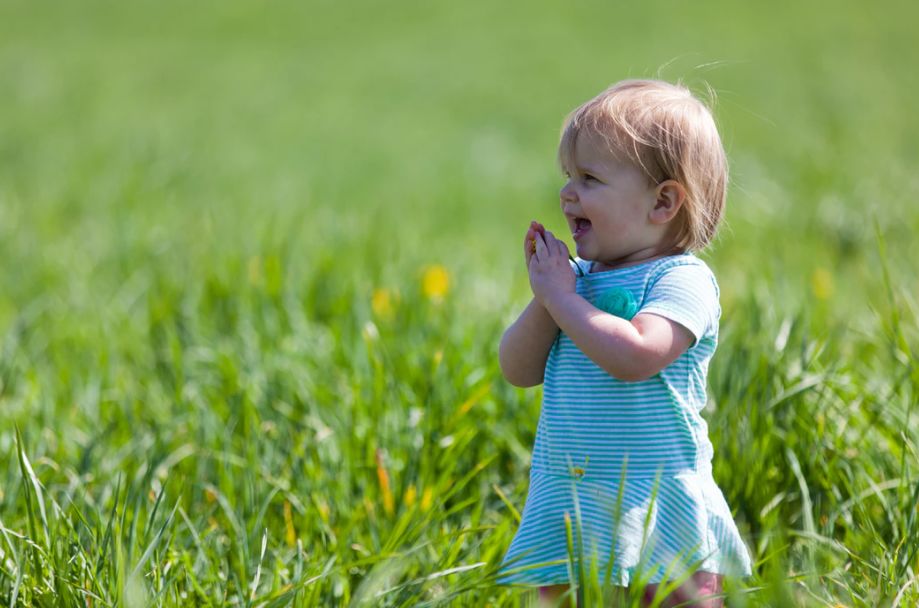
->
[572,217,591,240]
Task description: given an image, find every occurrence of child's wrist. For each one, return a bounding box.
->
[542,290,579,319]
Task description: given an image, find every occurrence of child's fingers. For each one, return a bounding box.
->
[532,230,549,262]
[526,222,543,254]
[542,230,565,256]
[555,237,569,258]
[524,226,539,261]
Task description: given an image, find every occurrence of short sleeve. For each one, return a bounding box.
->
[638,262,720,345]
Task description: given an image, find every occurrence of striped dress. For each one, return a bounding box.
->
[500,253,752,587]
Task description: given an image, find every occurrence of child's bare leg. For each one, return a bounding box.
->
[538,584,577,607]
[640,571,723,608]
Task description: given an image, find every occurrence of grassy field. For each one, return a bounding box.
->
[1,0,918,605]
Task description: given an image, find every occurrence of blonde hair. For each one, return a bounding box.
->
[558,79,727,252]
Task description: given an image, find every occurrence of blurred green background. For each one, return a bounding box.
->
[2,0,918,605]
[3,0,918,314]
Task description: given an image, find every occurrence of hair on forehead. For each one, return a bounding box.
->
[557,79,728,252]
[558,80,698,180]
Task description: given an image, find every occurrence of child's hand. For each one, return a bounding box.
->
[523,220,546,267]
[527,223,576,307]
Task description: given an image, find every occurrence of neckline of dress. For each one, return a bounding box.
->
[577,252,692,278]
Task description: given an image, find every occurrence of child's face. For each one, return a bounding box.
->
[559,132,665,269]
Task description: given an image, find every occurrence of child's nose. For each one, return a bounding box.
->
[559,182,576,202]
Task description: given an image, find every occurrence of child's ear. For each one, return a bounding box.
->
[649,180,686,225]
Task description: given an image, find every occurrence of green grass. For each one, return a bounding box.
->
[1,0,918,605]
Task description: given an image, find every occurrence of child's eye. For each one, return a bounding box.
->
[583,174,599,183]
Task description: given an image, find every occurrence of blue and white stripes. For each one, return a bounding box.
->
[500,254,752,586]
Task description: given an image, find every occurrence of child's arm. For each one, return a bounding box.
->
[499,297,559,387]
[543,295,692,382]
[528,230,694,382]
[498,221,560,387]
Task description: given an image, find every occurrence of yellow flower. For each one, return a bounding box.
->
[421,487,433,512]
[375,449,395,516]
[371,287,395,319]
[316,498,331,523]
[403,484,417,508]
[422,265,450,302]
[283,500,297,547]
[811,268,834,300]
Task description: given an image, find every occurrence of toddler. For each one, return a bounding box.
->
[498,80,752,607]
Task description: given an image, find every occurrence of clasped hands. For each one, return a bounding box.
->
[524,220,577,308]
